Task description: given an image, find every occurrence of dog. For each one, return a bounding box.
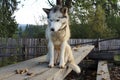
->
[43,5,80,73]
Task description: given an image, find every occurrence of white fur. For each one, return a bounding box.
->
[48,9,68,32]
[44,6,81,73]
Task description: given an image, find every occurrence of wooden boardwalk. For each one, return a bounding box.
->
[96,61,111,80]
[0,45,94,80]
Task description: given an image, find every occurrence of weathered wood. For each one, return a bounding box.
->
[0,45,94,80]
[96,61,111,80]
[29,45,94,80]
[1,38,120,61]
[0,55,46,80]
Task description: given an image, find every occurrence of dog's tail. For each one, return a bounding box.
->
[65,43,81,73]
[68,62,81,74]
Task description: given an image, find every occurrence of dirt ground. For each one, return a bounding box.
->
[65,62,120,80]
[109,62,120,80]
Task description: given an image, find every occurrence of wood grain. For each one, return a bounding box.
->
[0,45,94,80]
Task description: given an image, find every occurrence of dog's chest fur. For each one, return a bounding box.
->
[51,30,66,45]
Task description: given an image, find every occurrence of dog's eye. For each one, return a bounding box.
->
[56,19,60,22]
[59,16,67,18]
[49,19,53,22]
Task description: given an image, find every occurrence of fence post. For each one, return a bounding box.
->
[98,38,100,51]
[22,44,26,60]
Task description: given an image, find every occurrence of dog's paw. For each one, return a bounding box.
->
[59,63,65,69]
[48,64,54,68]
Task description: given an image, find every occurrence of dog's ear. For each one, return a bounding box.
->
[60,7,68,14]
[43,8,51,15]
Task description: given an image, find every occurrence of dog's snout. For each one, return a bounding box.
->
[51,28,54,31]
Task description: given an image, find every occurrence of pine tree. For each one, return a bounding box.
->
[88,5,114,38]
[0,0,19,37]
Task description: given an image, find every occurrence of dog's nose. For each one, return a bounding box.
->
[51,28,54,31]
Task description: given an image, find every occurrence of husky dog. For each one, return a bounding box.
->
[43,5,80,73]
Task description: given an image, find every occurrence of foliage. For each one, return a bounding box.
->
[107,15,120,37]
[88,5,115,38]
[69,0,119,38]
[0,0,19,37]
[0,56,17,67]
[114,54,120,61]
[19,24,47,38]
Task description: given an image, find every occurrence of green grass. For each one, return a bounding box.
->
[114,54,120,61]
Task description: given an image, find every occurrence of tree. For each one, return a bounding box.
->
[47,0,119,38]
[0,0,19,37]
[88,5,115,38]
[22,24,46,38]
[69,0,118,38]
[107,15,120,37]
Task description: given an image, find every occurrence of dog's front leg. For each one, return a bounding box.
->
[59,41,66,68]
[48,41,54,67]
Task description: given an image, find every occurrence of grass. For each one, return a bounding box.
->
[114,54,120,61]
[114,54,120,65]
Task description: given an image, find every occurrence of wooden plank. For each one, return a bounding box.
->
[0,55,46,80]
[29,45,94,80]
[0,45,94,80]
[96,61,111,80]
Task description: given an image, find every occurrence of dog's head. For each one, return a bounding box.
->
[43,6,69,32]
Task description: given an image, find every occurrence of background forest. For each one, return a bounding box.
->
[0,0,120,39]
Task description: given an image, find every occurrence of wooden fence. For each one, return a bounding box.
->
[0,38,120,66]
[0,38,47,57]
[0,38,120,57]
[69,38,120,51]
